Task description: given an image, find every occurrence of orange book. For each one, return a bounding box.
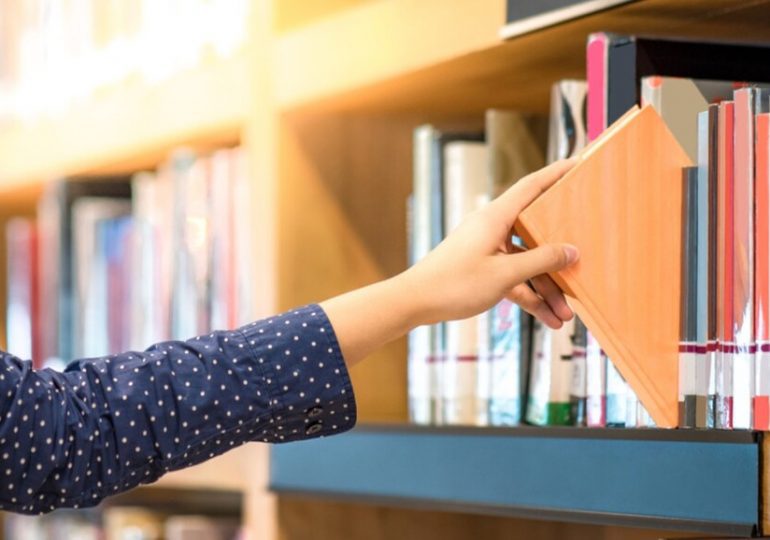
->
[514,105,693,428]
[755,112,770,430]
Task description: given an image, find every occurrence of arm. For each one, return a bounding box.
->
[0,159,575,514]
[321,158,579,367]
[0,305,354,514]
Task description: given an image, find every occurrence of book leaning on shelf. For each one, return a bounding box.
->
[5,145,255,367]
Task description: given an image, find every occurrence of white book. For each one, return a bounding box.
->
[442,141,489,425]
[408,126,438,424]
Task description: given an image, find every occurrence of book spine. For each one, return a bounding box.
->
[5,218,34,363]
[442,142,489,425]
[525,320,551,426]
[605,358,627,427]
[732,88,756,429]
[585,332,606,427]
[705,104,720,428]
[680,165,698,428]
[488,300,529,425]
[755,110,770,430]
[408,126,435,425]
[586,33,607,142]
[569,317,588,426]
[605,35,636,126]
[550,319,576,425]
[716,100,735,429]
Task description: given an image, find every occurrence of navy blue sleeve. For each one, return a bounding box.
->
[0,304,356,514]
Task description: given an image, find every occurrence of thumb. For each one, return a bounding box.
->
[502,243,579,286]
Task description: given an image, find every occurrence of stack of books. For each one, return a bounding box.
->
[5,145,255,368]
[408,32,770,431]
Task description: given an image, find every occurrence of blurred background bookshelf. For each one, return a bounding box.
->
[3,0,770,539]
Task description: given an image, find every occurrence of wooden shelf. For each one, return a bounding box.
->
[274,0,770,120]
[0,51,250,193]
[271,424,762,536]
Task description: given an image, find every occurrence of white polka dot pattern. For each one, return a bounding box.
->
[0,304,357,514]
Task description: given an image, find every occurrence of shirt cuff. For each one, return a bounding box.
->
[237,304,357,443]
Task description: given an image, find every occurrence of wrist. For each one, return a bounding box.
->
[389,268,439,329]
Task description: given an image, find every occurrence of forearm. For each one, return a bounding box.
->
[320,272,428,368]
[0,305,356,514]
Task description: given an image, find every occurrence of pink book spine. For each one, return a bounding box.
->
[732,88,755,429]
[586,33,608,142]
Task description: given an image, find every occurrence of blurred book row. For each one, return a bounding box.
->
[5,145,255,369]
[6,506,241,540]
[407,32,770,430]
[0,0,249,121]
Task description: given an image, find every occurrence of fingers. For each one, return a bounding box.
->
[530,273,574,321]
[499,243,579,286]
[506,284,563,329]
[490,158,577,226]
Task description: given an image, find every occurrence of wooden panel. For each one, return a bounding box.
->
[277,497,702,540]
[0,52,249,190]
[273,0,375,33]
[276,113,414,421]
[274,0,506,113]
[275,0,770,119]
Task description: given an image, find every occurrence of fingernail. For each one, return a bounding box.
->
[563,244,579,264]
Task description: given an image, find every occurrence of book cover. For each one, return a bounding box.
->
[641,76,737,162]
[514,105,693,428]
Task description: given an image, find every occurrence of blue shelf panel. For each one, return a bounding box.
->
[270,425,761,536]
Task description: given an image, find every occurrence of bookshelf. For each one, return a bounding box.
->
[267,0,770,539]
[271,425,761,536]
[1,0,770,539]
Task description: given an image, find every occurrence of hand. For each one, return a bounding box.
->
[399,158,580,329]
[321,159,580,368]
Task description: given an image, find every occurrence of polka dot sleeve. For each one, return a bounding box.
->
[0,304,357,515]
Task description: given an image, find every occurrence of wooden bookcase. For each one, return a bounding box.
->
[2,0,770,539]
